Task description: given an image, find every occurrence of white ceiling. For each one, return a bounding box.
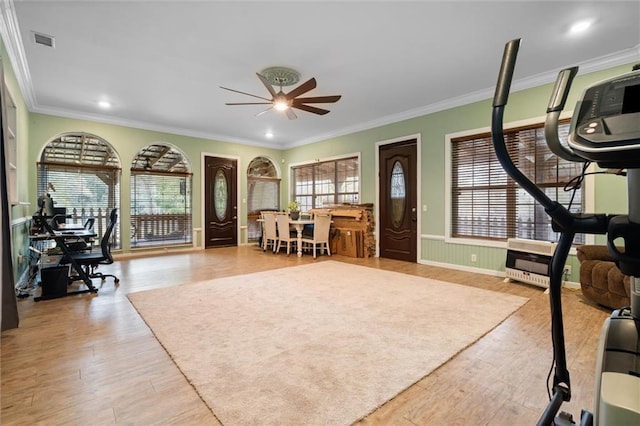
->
[2,1,639,149]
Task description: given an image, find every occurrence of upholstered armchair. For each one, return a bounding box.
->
[576,245,631,309]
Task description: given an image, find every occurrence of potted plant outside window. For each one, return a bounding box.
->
[288,200,300,220]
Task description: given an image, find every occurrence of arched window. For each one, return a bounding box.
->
[37,132,121,248]
[247,156,280,241]
[130,143,192,248]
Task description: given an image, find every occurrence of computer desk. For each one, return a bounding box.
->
[29,228,98,300]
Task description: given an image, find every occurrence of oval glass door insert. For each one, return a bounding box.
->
[214,170,228,221]
[390,160,406,228]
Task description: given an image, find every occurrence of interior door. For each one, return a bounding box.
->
[379,140,417,262]
[204,156,237,248]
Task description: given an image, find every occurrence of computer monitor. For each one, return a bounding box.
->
[38,194,55,217]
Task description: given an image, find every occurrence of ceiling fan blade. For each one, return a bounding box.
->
[291,103,331,115]
[225,102,272,105]
[285,108,297,120]
[256,106,273,117]
[256,73,278,98]
[220,86,272,102]
[285,77,317,99]
[293,95,341,104]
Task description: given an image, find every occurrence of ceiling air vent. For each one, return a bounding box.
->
[33,31,55,48]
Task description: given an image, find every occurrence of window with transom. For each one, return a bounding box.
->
[37,132,121,248]
[130,143,192,248]
[247,156,280,241]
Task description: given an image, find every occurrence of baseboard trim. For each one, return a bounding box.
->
[418,259,581,290]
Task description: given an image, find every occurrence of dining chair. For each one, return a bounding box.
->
[301,213,332,258]
[275,213,296,255]
[261,211,278,253]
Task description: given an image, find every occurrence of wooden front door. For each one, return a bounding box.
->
[379,140,417,262]
[204,156,237,248]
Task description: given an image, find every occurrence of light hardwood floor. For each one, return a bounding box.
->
[1,246,610,425]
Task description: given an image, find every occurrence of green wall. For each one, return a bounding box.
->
[27,113,284,250]
[3,28,632,282]
[2,40,31,282]
[283,63,631,280]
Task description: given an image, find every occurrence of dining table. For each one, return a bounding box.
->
[288,218,314,257]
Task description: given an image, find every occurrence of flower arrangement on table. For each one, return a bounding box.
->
[288,200,300,220]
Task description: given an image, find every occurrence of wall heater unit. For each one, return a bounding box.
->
[505,238,557,288]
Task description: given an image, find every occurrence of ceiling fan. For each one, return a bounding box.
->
[220,68,341,120]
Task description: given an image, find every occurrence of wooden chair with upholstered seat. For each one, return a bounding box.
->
[301,213,332,258]
[261,211,278,253]
[275,213,297,255]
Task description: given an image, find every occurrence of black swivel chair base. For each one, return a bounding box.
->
[71,263,120,284]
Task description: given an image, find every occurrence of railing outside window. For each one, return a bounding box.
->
[130,143,192,248]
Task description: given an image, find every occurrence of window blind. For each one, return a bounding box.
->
[451,121,585,243]
[37,133,122,249]
[292,156,359,211]
[247,177,280,240]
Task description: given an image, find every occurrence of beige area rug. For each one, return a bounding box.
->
[128,261,528,426]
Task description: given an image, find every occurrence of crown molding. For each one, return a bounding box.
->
[30,103,285,150]
[286,44,640,149]
[0,0,36,107]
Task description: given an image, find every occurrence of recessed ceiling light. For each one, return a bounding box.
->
[569,19,593,36]
[98,100,111,109]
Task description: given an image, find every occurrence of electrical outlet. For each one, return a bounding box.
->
[471,254,477,262]
[563,265,572,275]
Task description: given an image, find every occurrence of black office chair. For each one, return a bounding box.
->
[50,214,66,230]
[66,208,120,285]
[65,217,96,252]
[84,217,95,231]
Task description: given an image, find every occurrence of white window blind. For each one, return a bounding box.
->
[247,178,280,240]
[37,133,121,248]
[247,157,280,241]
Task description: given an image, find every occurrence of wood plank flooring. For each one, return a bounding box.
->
[1,246,611,425]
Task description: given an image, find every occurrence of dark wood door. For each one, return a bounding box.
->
[379,140,417,262]
[204,156,237,248]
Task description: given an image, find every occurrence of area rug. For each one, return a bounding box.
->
[128,261,528,426]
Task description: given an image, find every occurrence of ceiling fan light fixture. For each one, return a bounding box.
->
[274,99,290,111]
[222,69,341,119]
